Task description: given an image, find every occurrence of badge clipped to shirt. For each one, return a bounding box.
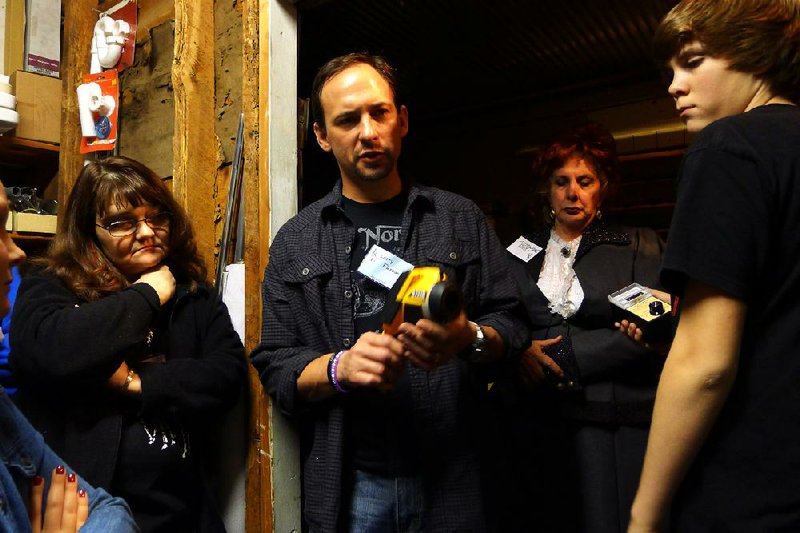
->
[357,244,414,289]
[507,236,542,263]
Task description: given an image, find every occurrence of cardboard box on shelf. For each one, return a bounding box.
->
[3,0,25,77]
[10,70,60,144]
[24,0,60,77]
[14,211,56,234]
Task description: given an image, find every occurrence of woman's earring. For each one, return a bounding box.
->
[595,208,602,220]
[548,208,555,222]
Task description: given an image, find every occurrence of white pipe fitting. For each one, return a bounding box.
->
[90,15,131,73]
[76,82,116,137]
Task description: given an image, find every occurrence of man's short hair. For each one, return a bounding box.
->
[310,53,399,130]
[654,0,800,103]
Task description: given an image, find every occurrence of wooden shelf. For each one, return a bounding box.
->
[10,232,53,241]
[605,202,676,215]
[619,148,685,162]
[0,135,59,156]
[0,134,60,204]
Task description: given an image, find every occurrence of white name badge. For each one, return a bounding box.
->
[357,244,414,289]
[507,236,542,262]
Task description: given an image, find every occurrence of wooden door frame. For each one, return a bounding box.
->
[243,1,300,531]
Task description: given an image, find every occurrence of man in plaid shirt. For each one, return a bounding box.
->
[251,53,528,532]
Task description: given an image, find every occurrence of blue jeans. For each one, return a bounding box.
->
[347,470,425,533]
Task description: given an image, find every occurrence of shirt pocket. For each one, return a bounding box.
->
[280,255,334,327]
[424,238,481,312]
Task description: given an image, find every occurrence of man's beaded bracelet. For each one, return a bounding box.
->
[327,350,348,393]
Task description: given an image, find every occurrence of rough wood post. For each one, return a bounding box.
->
[173,0,219,279]
[243,0,273,530]
[59,0,97,213]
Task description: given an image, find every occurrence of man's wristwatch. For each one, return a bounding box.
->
[469,321,485,354]
[121,369,135,392]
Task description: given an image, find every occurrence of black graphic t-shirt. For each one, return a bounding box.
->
[341,192,419,476]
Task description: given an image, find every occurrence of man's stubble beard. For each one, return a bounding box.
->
[351,155,396,183]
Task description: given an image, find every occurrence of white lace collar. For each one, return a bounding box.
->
[536,229,584,318]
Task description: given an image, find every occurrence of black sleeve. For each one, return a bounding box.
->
[572,229,666,381]
[469,205,531,360]
[249,233,326,418]
[10,273,159,386]
[662,145,767,300]
[138,292,246,419]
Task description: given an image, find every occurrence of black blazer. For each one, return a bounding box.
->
[508,221,666,425]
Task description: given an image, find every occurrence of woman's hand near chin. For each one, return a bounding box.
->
[134,264,176,305]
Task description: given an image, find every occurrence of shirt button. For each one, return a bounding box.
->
[301,267,310,276]
[344,245,352,254]
[344,290,353,299]
[343,338,352,347]
[449,251,458,260]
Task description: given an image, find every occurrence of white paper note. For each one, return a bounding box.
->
[357,245,413,289]
[507,236,542,262]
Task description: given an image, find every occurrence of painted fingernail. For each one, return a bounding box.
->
[33,475,44,486]
[67,472,76,483]
[78,489,87,498]
[56,465,65,475]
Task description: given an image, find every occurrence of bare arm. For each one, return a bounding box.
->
[628,281,745,532]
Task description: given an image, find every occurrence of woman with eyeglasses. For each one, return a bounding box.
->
[10,155,246,532]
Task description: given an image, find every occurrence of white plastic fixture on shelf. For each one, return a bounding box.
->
[90,15,131,74]
[0,73,15,130]
[0,93,16,110]
[0,107,19,134]
[76,82,116,137]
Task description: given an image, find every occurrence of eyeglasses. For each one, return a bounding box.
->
[96,212,172,237]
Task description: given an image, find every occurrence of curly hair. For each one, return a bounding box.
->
[41,156,207,301]
[532,122,620,201]
[654,0,800,103]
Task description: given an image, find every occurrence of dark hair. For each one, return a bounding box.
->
[310,52,399,129]
[654,0,800,103]
[533,122,619,200]
[41,156,207,300]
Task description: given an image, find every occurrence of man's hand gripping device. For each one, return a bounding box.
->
[381,266,463,335]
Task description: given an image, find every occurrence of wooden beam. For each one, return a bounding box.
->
[243,0,273,529]
[59,0,97,213]
[173,0,219,282]
[136,0,175,43]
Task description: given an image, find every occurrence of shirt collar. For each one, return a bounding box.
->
[319,179,433,220]
[527,220,630,258]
